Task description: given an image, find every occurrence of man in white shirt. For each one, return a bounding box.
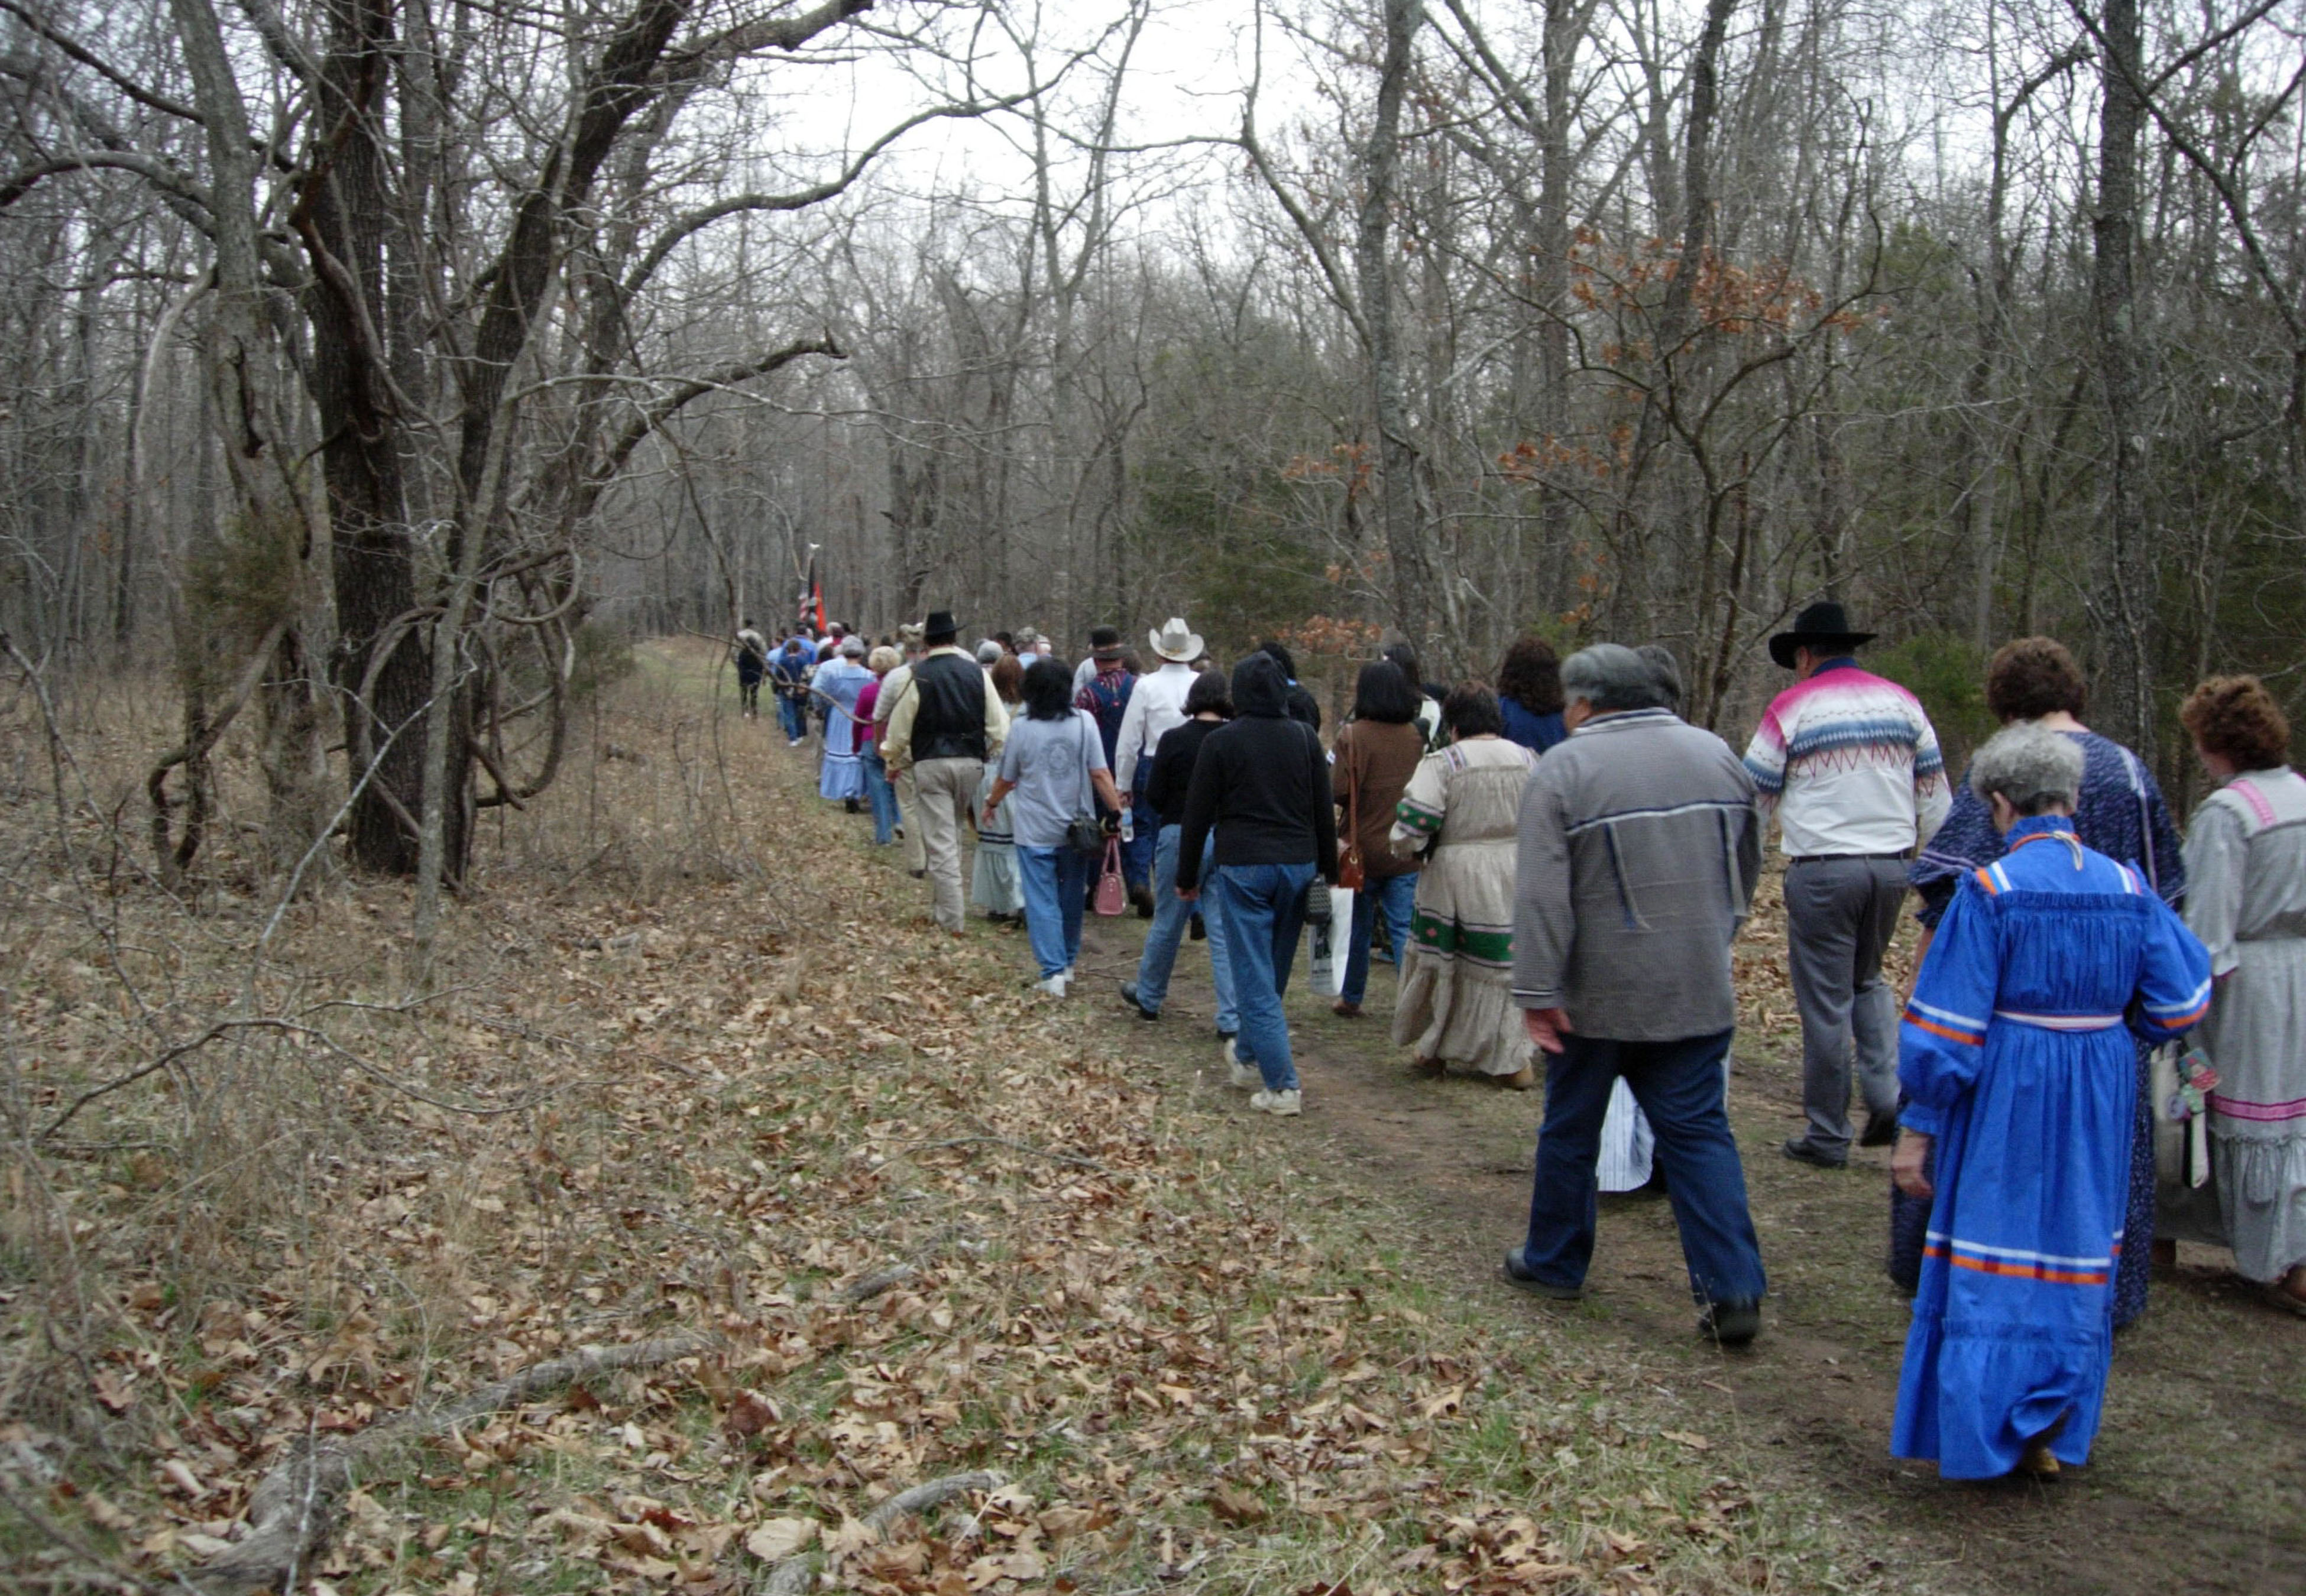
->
[1118,617,1206,822]
[1744,602,1952,1169]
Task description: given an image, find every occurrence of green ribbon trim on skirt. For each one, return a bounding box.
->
[1410,911,1513,966]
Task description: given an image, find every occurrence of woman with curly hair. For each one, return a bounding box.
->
[1896,637,2185,1328]
[1495,637,1568,754]
[2181,675,2306,1316]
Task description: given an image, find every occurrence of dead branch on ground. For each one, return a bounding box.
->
[757,1470,1003,1596]
[192,1331,718,1593]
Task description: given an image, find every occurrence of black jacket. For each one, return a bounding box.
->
[908,649,990,762]
[1175,655,1336,890]
[1145,716,1223,825]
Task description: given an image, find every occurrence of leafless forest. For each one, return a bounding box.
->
[4,0,2303,892]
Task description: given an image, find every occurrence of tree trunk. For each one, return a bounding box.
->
[300,0,430,875]
[1535,0,1581,625]
[166,0,329,882]
[2089,0,2155,758]
[1624,0,1734,636]
[1356,0,1435,664]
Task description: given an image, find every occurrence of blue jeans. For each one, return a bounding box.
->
[1342,871,1417,1005]
[861,749,899,845]
[776,693,807,741]
[1123,765,1158,889]
[1517,1029,1766,1308]
[1207,862,1315,1092]
[1017,845,1089,979]
[1135,826,1238,1033]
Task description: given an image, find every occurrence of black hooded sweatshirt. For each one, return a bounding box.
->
[1175,654,1337,891]
[1259,643,1324,731]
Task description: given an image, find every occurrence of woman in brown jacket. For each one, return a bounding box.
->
[1330,661,1429,1017]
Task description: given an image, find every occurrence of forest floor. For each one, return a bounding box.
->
[1,636,2297,1596]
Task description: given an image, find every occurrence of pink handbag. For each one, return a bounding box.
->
[1093,837,1127,916]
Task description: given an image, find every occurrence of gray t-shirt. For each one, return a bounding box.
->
[999,709,1107,849]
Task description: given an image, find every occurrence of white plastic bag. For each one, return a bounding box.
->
[1307,885,1355,997]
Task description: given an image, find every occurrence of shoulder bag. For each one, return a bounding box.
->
[1065,715,1107,855]
[1336,733,1368,893]
[1093,836,1127,915]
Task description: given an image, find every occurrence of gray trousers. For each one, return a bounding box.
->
[892,764,927,873]
[1784,855,1908,1155]
[912,757,982,935]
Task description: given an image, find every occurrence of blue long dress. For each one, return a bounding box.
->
[813,658,872,801]
[1892,817,2209,1479]
[1896,731,2186,1326]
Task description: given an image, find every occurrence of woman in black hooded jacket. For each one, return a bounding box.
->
[1175,653,1337,1117]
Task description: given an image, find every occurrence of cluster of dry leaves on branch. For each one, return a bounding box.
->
[2,643,1883,1595]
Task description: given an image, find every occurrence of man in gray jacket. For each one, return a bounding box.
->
[1505,644,1769,1345]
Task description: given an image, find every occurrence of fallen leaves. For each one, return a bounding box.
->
[1207,1483,1269,1526]
[744,1516,818,1561]
[90,1370,136,1414]
[721,1388,779,1442]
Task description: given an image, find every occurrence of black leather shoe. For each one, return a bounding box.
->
[1780,1137,1847,1170]
[1858,1111,1899,1148]
[1500,1249,1584,1301]
[1700,1299,1763,1347]
[1118,982,1159,1021]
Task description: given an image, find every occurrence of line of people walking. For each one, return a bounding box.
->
[749,600,2303,1485]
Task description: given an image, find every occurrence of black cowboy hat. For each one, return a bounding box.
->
[1768,599,1876,670]
[923,609,961,638]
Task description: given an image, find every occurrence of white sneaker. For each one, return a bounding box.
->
[1223,1038,1258,1090]
[1036,974,1069,997]
[1250,1088,1302,1117]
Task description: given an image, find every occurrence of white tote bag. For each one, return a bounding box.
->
[1307,885,1355,997]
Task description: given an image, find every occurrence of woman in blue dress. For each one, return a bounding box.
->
[812,637,873,805]
[1897,638,2185,1327]
[1891,724,2209,1480]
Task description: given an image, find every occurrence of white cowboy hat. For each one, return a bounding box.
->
[1148,617,1204,663]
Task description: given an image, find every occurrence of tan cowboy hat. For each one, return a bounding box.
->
[1148,617,1204,663]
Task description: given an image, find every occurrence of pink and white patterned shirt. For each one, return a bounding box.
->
[1743,659,1951,858]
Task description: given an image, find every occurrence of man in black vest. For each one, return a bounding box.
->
[883,609,1010,935]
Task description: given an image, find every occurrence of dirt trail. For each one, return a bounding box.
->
[1070,913,2306,1596]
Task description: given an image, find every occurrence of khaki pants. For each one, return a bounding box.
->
[912,757,982,934]
[893,765,927,873]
